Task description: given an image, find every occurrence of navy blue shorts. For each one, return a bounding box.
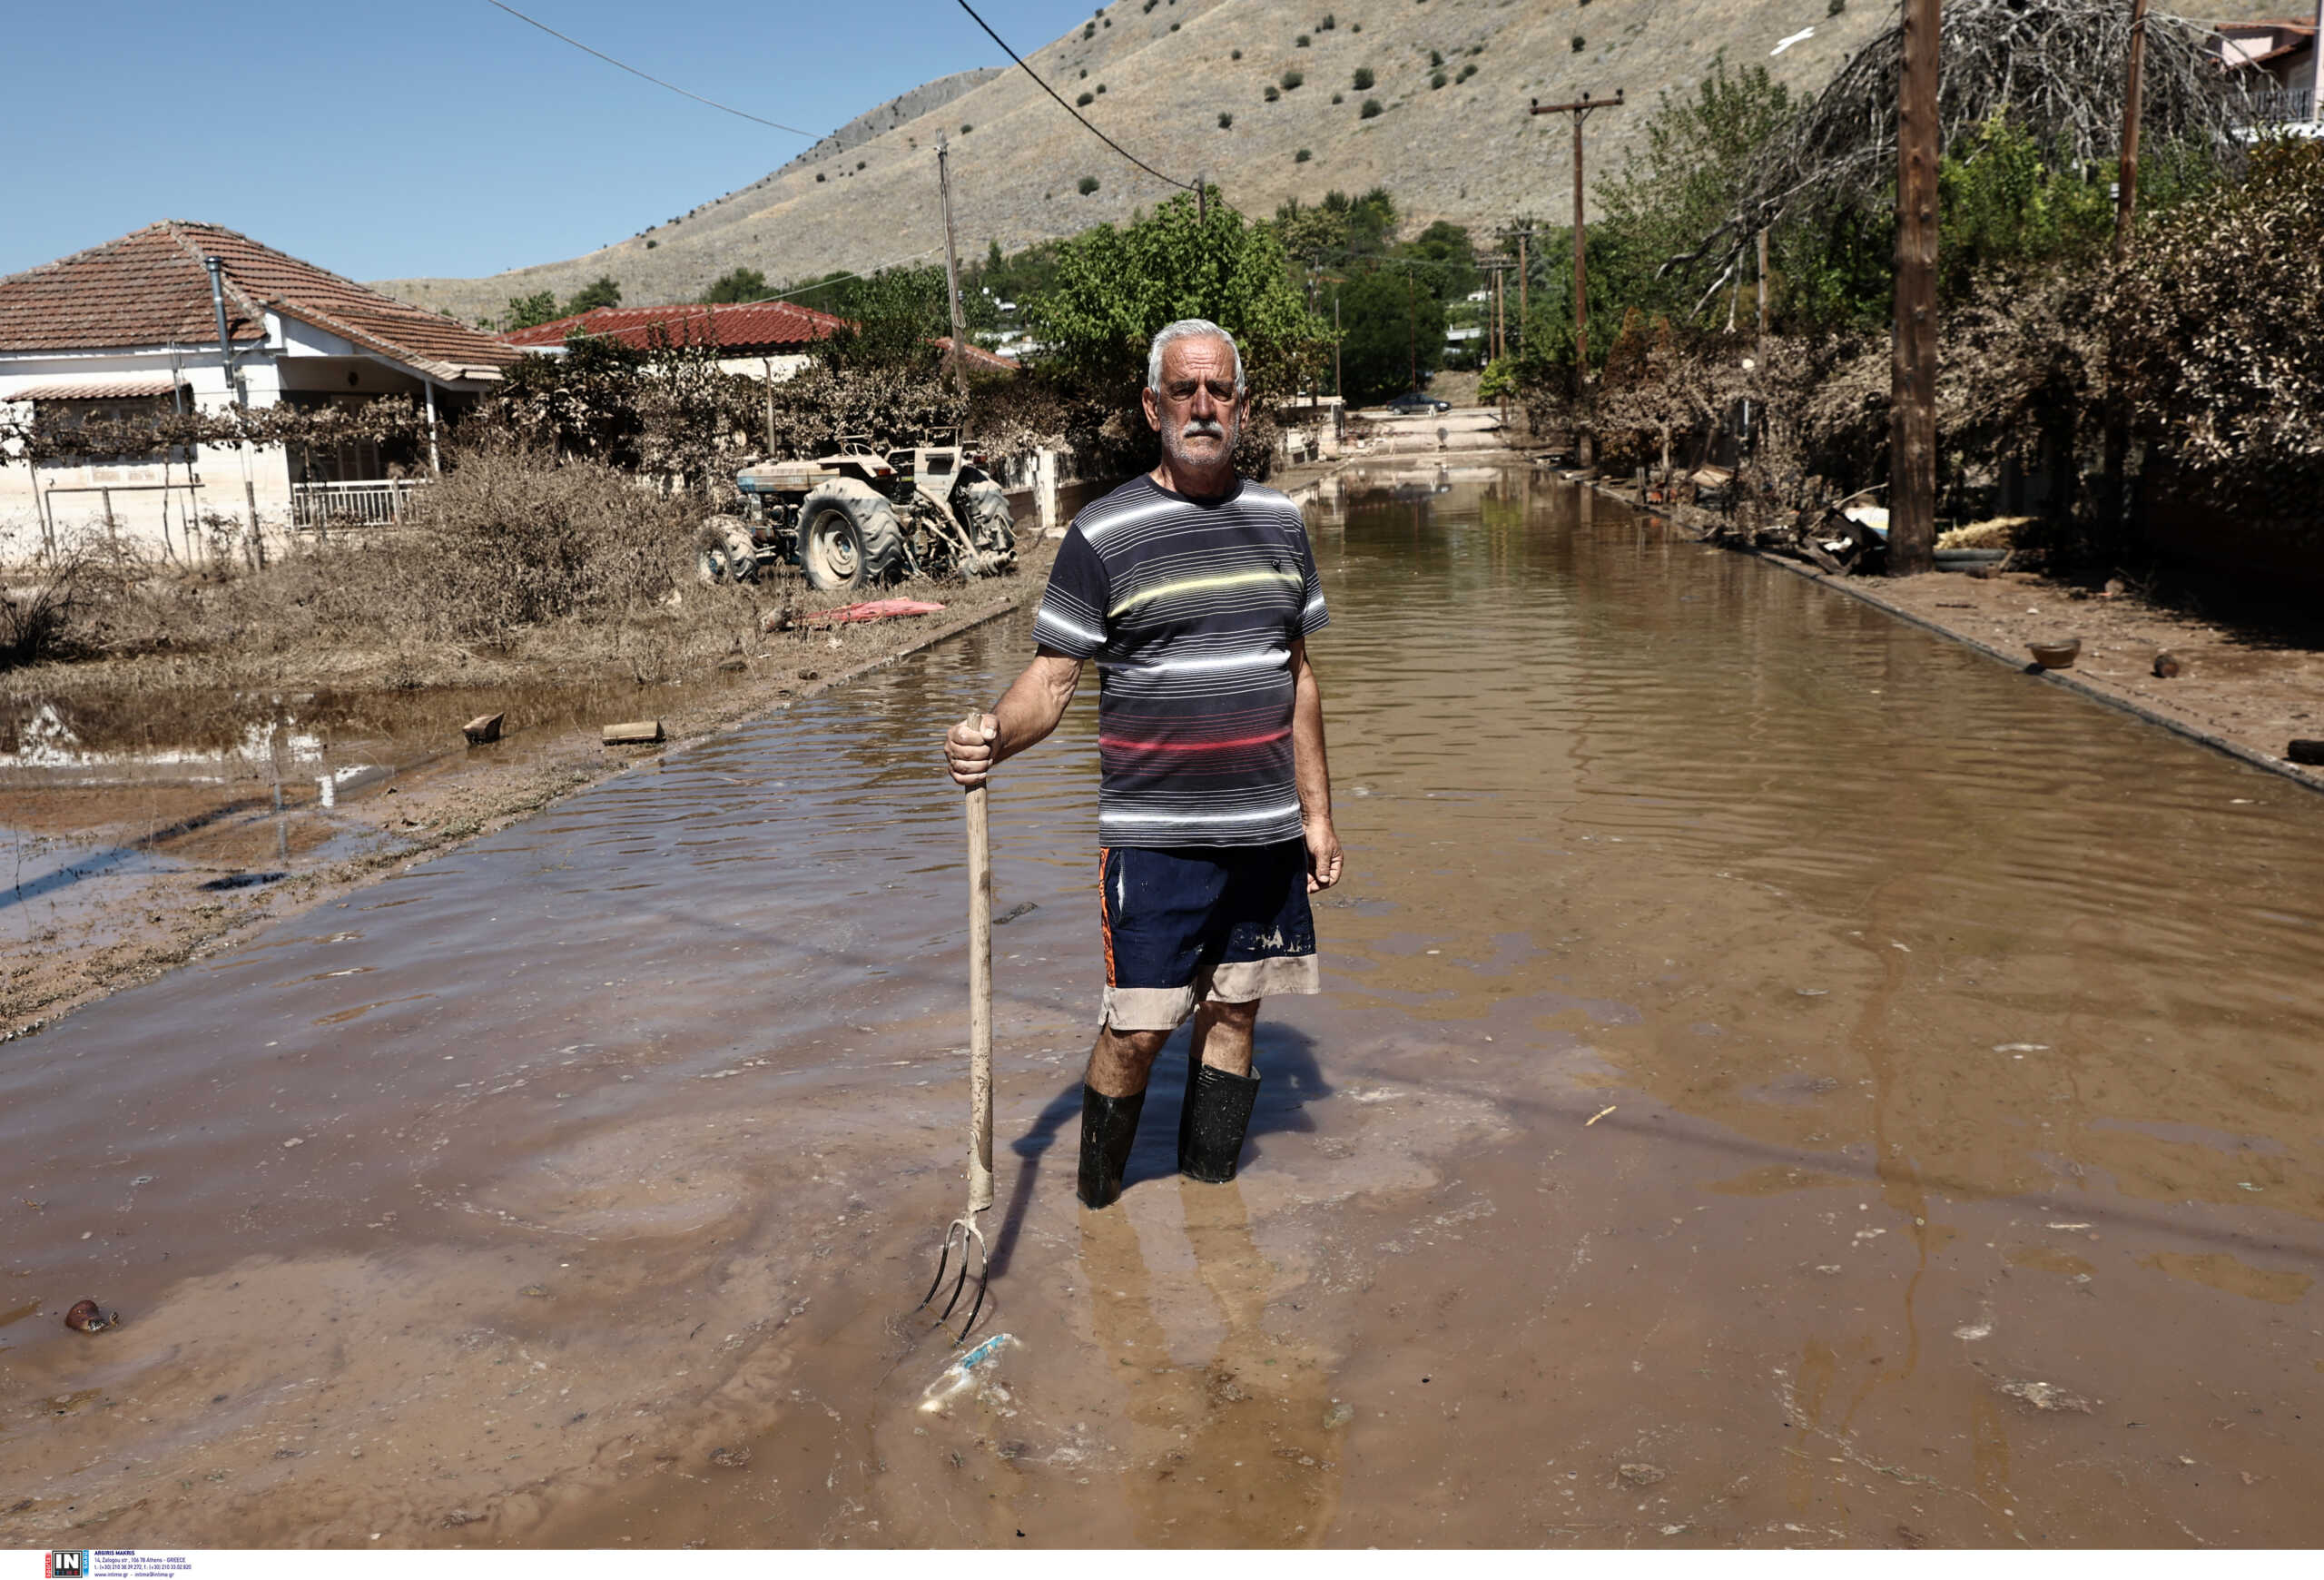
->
[1098,842,1321,1032]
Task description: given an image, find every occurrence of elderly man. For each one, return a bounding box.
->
[944,319,1342,1209]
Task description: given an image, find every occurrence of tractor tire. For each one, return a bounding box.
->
[797,479,904,592]
[695,517,760,586]
[960,479,1017,563]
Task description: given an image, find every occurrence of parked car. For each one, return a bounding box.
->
[1385,391,1452,414]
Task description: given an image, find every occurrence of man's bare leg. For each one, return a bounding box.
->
[1188,997,1261,1077]
[1086,1023,1173,1097]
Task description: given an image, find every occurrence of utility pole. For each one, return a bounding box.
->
[203,253,265,570]
[1493,260,1505,362]
[1889,0,1939,577]
[936,133,970,402]
[1528,91,1623,379]
[1197,172,1207,224]
[1334,291,1343,401]
[1757,228,1770,338]
[2114,0,2149,256]
[1515,228,1531,348]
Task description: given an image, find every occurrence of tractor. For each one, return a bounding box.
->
[699,431,1017,593]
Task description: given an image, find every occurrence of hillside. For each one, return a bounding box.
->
[373,0,2281,323]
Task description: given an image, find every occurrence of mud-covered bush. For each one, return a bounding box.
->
[391,445,684,647]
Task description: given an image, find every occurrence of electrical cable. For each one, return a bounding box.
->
[482,0,821,138]
[953,0,1195,192]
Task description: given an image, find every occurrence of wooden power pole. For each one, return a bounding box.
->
[2115,0,2150,256]
[1528,90,1623,380]
[936,133,970,402]
[1888,0,1939,577]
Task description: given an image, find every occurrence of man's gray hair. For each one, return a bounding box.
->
[1147,319,1246,396]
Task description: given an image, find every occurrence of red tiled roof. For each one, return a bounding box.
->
[7,376,187,400]
[503,300,854,352]
[0,221,520,380]
[936,336,1021,372]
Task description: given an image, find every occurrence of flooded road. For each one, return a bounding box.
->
[2,469,2319,1548]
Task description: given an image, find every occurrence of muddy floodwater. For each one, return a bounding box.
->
[3,469,2319,1548]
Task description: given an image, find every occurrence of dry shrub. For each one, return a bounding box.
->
[0,536,123,668]
[386,443,684,647]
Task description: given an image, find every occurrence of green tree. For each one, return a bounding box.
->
[702,266,769,303]
[502,290,561,331]
[813,265,950,374]
[1330,267,1446,402]
[1401,219,1479,302]
[1590,57,1797,327]
[1023,190,1329,396]
[563,275,624,316]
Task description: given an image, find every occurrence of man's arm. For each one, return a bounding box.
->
[945,647,1086,786]
[1289,637,1343,892]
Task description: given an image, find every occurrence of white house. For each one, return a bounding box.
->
[0,221,520,562]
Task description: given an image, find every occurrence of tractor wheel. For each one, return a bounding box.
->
[694,517,760,585]
[960,479,1017,564]
[797,479,904,592]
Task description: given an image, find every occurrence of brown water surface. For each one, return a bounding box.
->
[1,471,2319,1548]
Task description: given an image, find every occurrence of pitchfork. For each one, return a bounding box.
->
[919,715,997,1342]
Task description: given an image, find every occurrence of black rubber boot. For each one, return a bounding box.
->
[1178,1059,1263,1184]
[1077,1084,1147,1209]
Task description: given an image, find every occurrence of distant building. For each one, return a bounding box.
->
[503,302,1020,377]
[0,221,518,558]
[502,300,852,380]
[2216,14,2321,133]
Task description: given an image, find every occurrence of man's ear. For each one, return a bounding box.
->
[1140,384,1161,432]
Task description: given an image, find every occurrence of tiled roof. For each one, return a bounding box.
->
[0,221,520,381]
[936,336,1020,372]
[503,301,854,352]
[6,376,187,400]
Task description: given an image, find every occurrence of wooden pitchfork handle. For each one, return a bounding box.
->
[962,716,995,1217]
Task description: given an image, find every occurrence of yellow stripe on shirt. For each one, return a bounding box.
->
[1108,567,1305,619]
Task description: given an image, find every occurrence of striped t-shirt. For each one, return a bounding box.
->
[1033,473,1329,849]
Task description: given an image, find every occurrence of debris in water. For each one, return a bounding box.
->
[64,1299,116,1334]
[1994,1043,2048,1053]
[1323,1401,1355,1428]
[1585,1106,1616,1126]
[1952,1318,1994,1341]
[1999,1379,2096,1413]
[709,1445,753,1468]
[1620,1463,1669,1486]
[920,1332,1017,1413]
[602,720,665,746]
[462,713,505,745]
[995,902,1039,925]
[2289,739,2324,767]
[2152,649,2181,679]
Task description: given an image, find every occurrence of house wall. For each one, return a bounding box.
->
[714,353,814,381]
[0,341,301,563]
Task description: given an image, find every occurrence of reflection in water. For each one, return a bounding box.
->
[1085,1179,1342,1546]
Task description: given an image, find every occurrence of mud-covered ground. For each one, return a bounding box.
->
[0,540,1055,1041]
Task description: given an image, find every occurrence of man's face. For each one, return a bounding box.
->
[1142,335,1244,472]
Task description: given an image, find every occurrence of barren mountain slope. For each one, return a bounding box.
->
[374,0,2280,322]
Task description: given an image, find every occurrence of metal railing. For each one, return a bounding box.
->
[2238,85,2320,126]
[290,479,424,531]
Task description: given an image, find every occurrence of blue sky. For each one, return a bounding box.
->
[1,0,1097,282]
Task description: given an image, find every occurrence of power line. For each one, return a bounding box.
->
[482,0,820,139]
[954,0,1194,193]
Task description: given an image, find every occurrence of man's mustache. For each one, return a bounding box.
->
[1178,419,1228,440]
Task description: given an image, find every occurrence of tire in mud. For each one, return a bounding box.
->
[695,516,760,585]
[960,479,1017,568]
[797,479,905,592]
